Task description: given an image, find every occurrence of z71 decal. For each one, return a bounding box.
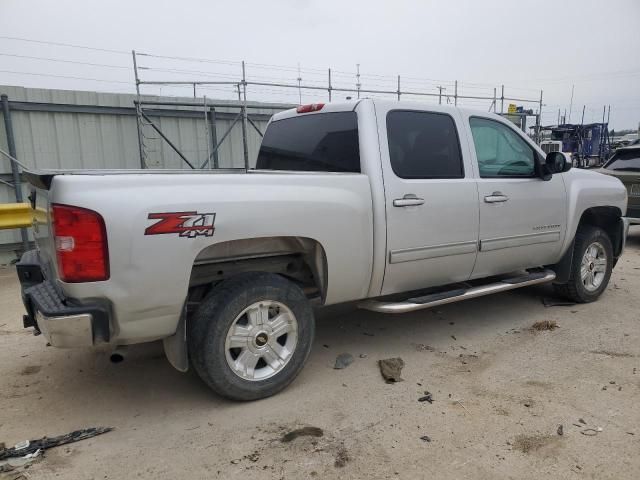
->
[145,211,216,238]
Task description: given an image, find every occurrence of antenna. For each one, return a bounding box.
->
[296,63,302,105]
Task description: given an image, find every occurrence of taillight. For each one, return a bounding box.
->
[52,204,109,282]
[296,103,325,114]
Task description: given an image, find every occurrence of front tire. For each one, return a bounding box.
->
[554,225,613,303]
[189,272,315,401]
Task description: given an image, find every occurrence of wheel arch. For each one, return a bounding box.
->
[188,236,329,304]
[553,205,624,283]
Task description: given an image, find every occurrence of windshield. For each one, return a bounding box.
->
[604,149,640,171]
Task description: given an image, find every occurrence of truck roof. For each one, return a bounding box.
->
[272,98,498,122]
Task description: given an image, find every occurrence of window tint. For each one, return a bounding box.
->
[256,112,360,172]
[604,149,640,171]
[469,117,536,177]
[386,111,463,178]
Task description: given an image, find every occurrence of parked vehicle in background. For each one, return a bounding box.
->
[540,123,611,168]
[16,99,629,401]
[601,145,640,223]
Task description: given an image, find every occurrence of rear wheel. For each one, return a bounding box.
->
[554,225,613,303]
[189,272,315,401]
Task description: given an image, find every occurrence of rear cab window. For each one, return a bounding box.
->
[256,112,360,172]
[604,149,640,171]
[386,110,464,178]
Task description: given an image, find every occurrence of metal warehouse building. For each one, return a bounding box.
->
[0,85,289,259]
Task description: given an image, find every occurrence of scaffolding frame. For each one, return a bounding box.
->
[131,50,544,170]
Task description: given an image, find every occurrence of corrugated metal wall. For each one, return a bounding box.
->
[0,85,290,251]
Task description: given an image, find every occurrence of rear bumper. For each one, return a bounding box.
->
[17,250,111,347]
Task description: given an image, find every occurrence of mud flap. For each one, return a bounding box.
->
[551,239,575,284]
[163,303,188,372]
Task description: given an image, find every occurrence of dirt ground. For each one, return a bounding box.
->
[1,229,640,480]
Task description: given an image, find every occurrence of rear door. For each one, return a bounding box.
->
[464,115,567,278]
[377,105,479,295]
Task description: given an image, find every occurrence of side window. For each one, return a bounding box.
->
[469,117,536,177]
[386,111,464,179]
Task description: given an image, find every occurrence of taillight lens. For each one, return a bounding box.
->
[52,204,109,282]
[296,103,325,114]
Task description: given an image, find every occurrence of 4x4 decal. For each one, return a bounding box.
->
[145,211,216,238]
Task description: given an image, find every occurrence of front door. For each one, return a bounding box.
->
[378,106,480,295]
[464,115,567,278]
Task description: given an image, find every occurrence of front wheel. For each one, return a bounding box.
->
[554,225,613,303]
[189,272,315,401]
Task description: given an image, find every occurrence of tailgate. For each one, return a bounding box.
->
[24,171,56,280]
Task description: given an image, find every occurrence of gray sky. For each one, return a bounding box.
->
[1,0,639,129]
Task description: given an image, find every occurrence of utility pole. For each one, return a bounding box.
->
[356,64,361,99]
[437,86,446,105]
[568,84,574,123]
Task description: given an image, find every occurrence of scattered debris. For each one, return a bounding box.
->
[451,335,457,341]
[418,392,433,404]
[578,418,586,424]
[413,343,435,352]
[454,399,470,414]
[420,435,432,443]
[281,427,324,443]
[0,448,42,473]
[530,320,558,332]
[244,451,260,462]
[590,350,634,358]
[512,434,555,453]
[334,446,350,468]
[378,358,405,383]
[609,380,616,384]
[334,353,354,370]
[359,354,368,359]
[322,344,329,349]
[542,297,576,307]
[581,428,599,436]
[557,425,563,436]
[0,427,112,461]
[362,332,375,337]
[19,365,41,376]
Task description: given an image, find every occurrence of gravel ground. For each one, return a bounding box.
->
[1,228,640,479]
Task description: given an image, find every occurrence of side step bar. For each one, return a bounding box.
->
[358,269,556,314]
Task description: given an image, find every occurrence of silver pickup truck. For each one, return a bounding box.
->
[17,99,629,400]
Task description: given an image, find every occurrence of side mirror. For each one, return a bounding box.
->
[545,151,571,174]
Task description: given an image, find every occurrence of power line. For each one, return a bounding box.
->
[0,35,129,55]
[0,69,131,85]
[0,52,130,69]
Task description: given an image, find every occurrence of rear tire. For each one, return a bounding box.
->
[189,272,315,401]
[554,225,613,303]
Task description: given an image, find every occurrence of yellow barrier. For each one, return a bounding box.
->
[0,203,46,230]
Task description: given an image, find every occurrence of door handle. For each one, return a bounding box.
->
[484,191,509,203]
[393,194,425,207]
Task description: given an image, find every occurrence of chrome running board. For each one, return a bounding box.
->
[358,269,556,314]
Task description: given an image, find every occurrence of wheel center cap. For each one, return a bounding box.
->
[255,332,268,347]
